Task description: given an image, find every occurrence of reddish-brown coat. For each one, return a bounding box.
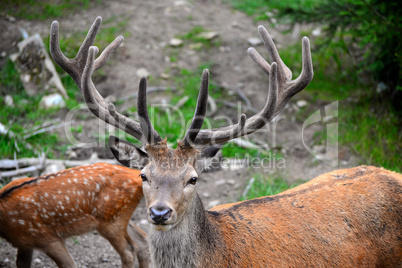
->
[0,163,147,268]
[203,166,402,267]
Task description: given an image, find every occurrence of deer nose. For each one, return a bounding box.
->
[149,205,172,224]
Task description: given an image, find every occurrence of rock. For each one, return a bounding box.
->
[188,43,203,50]
[33,258,42,264]
[196,31,219,40]
[160,73,170,80]
[215,179,226,186]
[312,145,325,153]
[169,38,183,47]
[104,94,117,103]
[296,100,308,108]
[39,93,66,109]
[247,37,262,46]
[4,95,14,107]
[0,51,6,58]
[136,68,150,78]
[10,34,68,99]
[208,200,220,208]
[5,15,16,22]
[202,192,210,198]
[227,179,235,185]
[41,163,66,176]
[312,28,322,36]
[376,82,387,93]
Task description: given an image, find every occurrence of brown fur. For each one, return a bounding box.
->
[198,166,402,267]
[0,163,149,268]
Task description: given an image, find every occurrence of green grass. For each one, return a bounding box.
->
[0,60,63,158]
[229,0,401,172]
[177,26,222,50]
[3,0,102,20]
[229,0,324,21]
[241,174,304,200]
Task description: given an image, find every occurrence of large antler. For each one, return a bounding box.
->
[185,25,313,146]
[50,17,161,142]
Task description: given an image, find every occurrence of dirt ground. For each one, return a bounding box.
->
[0,0,358,267]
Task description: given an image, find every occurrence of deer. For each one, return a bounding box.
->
[0,164,149,268]
[52,17,402,267]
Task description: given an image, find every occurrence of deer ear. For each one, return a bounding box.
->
[108,135,149,168]
[196,145,222,172]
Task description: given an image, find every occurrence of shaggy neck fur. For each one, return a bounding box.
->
[147,193,221,268]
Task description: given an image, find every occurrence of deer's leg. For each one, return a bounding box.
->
[16,248,33,268]
[128,223,150,268]
[99,224,135,268]
[42,241,75,268]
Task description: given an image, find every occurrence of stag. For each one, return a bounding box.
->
[51,17,402,267]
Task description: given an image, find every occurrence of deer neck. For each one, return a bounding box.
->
[147,193,221,268]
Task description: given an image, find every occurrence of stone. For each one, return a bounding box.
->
[312,28,322,36]
[247,37,263,46]
[10,34,68,98]
[227,179,235,185]
[41,163,66,176]
[136,68,150,78]
[215,179,226,186]
[4,95,14,107]
[208,200,220,208]
[39,93,66,109]
[160,73,170,79]
[33,258,42,264]
[169,38,183,47]
[196,31,219,40]
[296,100,308,108]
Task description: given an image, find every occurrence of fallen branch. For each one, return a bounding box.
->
[207,95,217,116]
[24,120,72,139]
[0,153,118,180]
[219,100,259,114]
[118,86,177,102]
[212,83,255,113]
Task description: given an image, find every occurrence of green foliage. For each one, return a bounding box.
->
[240,174,303,200]
[0,60,63,158]
[3,0,101,20]
[340,98,401,172]
[148,64,220,144]
[177,26,221,49]
[273,0,402,99]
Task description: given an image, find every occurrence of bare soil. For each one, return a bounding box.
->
[0,0,358,267]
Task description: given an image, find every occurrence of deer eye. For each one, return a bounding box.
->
[140,174,148,182]
[187,177,198,185]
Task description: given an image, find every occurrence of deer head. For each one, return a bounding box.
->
[50,17,313,232]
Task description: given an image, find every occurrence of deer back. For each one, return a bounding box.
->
[0,163,142,249]
[203,166,402,267]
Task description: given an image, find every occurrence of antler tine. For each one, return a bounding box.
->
[51,17,146,141]
[137,77,162,144]
[257,25,292,82]
[183,69,210,146]
[193,62,278,146]
[248,27,313,114]
[50,16,123,91]
[82,47,143,140]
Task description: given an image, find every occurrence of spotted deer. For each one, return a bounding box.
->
[54,17,402,267]
[0,163,149,268]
